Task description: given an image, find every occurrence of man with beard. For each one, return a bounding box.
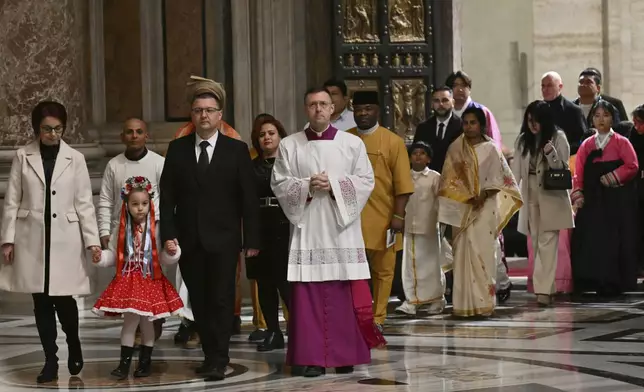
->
[412,86,463,172]
[347,91,414,329]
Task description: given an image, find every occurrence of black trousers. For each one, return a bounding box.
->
[179,242,238,367]
[32,293,81,360]
[257,279,290,333]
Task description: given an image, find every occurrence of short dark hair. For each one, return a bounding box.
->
[432,86,453,96]
[461,106,487,134]
[589,99,619,128]
[193,92,222,109]
[31,101,67,135]
[579,69,601,86]
[304,87,332,103]
[251,116,288,158]
[581,67,602,85]
[409,141,434,160]
[323,79,348,96]
[632,104,644,121]
[445,71,472,89]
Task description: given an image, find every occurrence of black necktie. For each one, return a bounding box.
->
[198,140,210,172]
[438,123,445,140]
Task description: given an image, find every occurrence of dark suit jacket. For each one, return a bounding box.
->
[547,95,588,155]
[573,94,629,126]
[413,114,463,173]
[160,133,260,254]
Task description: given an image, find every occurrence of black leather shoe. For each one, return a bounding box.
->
[303,366,325,377]
[204,366,226,381]
[36,359,59,384]
[336,366,354,374]
[195,359,215,376]
[232,316,242,335]
[110,346,133,380]
[248,329,268,342]
[174,322,192,345]
[257,331,285,352]
[133,345,153,378]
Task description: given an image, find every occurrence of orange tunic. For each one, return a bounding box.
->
[347,126,415,250]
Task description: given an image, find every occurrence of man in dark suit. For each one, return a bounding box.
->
[573,67,629,125]
[160,78,260,381]
[541,71,588,154]
[413,86,462,173]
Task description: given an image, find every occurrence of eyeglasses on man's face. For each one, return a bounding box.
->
[40,125,64,134]
[191,107,221,115]
[307,101,332,110]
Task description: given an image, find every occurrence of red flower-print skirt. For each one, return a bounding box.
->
[93,271,183,320]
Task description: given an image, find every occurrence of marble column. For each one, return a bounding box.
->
[231,0,308,139]
[0,0,92,146]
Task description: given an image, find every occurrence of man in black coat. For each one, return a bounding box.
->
[573,68,629,126]
[412,86,463,173]
[541,71,589,155]
[160,78,260,381]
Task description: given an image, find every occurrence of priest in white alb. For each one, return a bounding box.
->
[271,87,385,378]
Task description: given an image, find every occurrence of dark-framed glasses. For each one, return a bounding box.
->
[40,125,64,134]
[191,107,221,115]
[308,101,331,110]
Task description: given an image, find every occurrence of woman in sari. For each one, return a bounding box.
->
[438,107,522,317]
[571,100,639,296]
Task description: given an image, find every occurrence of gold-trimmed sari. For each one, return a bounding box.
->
[438,135,522,317]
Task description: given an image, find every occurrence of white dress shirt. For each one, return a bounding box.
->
[436,113,452,140]
[195,131,219,163]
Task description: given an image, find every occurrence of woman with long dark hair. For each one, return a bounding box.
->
[246,115,291,351]
[571,100,639,296]
[512,100,573,306]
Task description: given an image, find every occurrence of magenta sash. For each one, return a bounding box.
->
[350,279,387,349]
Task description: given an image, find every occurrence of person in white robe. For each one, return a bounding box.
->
[396,141,445,316]
[271,87,384,378]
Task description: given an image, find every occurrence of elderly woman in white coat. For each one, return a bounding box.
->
[512,100,574,307]
[0,101,102,384]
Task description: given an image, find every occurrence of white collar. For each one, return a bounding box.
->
[454,97,472,116]
[412,166,431,177]
[357,122,380,135]
[196,130,219,146]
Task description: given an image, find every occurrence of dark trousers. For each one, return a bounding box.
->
[179,242,238,367]
[32,293,81,361]
[257,279,290,333]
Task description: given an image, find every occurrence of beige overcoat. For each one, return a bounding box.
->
[511,130,575,235]
[0,140,100,295]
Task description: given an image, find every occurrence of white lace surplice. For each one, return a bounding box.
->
[271,131,375,282]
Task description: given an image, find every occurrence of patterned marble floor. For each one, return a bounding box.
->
[2,288,644,391]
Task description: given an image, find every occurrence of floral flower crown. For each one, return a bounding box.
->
[121,176,154,200]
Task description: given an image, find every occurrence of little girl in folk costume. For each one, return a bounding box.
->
[93,176,183,380]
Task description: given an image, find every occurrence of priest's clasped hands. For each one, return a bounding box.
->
[310,171,331,192]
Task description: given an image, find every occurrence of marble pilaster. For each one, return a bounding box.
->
[0,0,91,145]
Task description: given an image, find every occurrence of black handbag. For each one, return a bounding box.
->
[543,167,572,190]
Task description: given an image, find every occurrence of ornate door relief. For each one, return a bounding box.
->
[334,0,451,143]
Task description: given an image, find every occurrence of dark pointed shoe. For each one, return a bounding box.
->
[248,329,268,342]
[335,366,354,374]
[303,366,325,377]
[257,332,285,352]
[36,359,59,384]
[110,346,134,380]
[133,345,153,378]
[232,316,242,335]
[174,322,192,345]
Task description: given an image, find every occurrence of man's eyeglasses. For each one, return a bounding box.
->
[40,125,64,134]
[308,101,332,110]
[191,107,221,115]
